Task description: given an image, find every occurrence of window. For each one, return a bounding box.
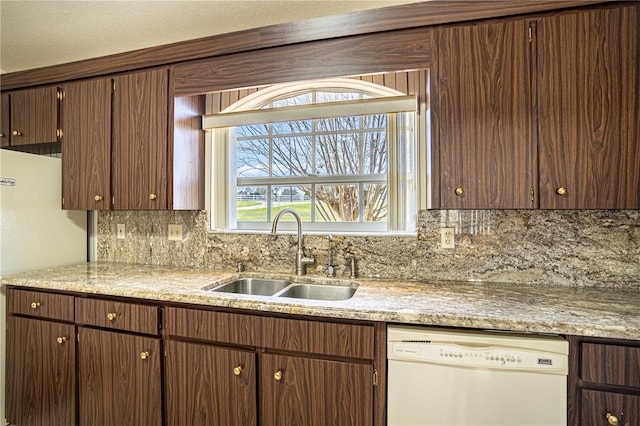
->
[205,78,417,234]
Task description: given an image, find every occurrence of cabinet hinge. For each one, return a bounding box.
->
[56,128,63,139]
[530,187,535,203]
[373,369,378,386]
[528,26,533,43]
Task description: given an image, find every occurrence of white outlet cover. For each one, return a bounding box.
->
[168,224,182,241]
[440,227,455,248]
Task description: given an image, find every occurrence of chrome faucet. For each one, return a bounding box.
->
[271,208,315,275]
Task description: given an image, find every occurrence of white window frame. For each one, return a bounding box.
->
[205,78,419,234]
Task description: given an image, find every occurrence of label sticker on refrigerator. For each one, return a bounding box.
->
[0,177,16,187]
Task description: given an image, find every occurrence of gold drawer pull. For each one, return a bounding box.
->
[56,336,67,344]
[140,351,150,360]
[12,130,22,136]
[30,302,41,309]
[94,195,103,201]
[106,312,118,321]
[556,187,567,196]
[233,366,242,376]
[274,370,283,381]
[149,193,157,200]
[455,187,464,196]
[606,413,619,426]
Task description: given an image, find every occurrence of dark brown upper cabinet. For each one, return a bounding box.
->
[537,4,640,209]
[61,78,112,210]
[9,86,60,146]
[0,93,9,147]
[432,3,639,210]
[59,69,204,211]
[432,17,536,209]
[111,68,169,210]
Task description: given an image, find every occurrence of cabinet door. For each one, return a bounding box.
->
[164,340,257,425]
[9,86,59,146]
[261,353,373,426]
[537,5,640,208]
[433,18,535,209]
[1,92,9,146]
[61,78,112,210]
[582,390,640,426]
[6,317,76,426]
[112,68,168,209]
[78,327,162,426]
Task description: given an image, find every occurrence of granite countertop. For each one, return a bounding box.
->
[2,262,638,341]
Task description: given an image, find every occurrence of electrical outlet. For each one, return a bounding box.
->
[441,227,455,248]
[117,224,126,240]
[168,224,182,241]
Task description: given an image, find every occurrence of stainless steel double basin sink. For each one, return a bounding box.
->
[207,277,357,301]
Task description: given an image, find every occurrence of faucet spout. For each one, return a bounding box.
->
[271,208,315,275]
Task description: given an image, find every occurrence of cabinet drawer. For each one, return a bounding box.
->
[581,389,640,426]
[75,298,159,335]
[262,317,374,359]
[7,288,74,321]
[582,343,640,388]
[163,307,260,347]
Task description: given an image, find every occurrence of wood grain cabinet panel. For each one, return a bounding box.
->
[75,297,159,334]
[262,316,375,359]
[581,390,640,426]
[9,86,59,146]
[581,343,640,388]
[0,92,9,146]
[7,288,74,321]
[112,68,169,210]
[163,306,260,346]
[537,4,640,209]
[261,353,374,426]
[568,336,640,426]
[78,326,162,426]
[432,17,536,209]
[6,316,76,426]
[61,77,112,210]
[164,340,257,426]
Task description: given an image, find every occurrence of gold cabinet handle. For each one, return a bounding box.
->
[106,312,118,321]
[149,193,157,200]
[556,187,567,196]
[56,336,67,344]
[30,302,41,309]
[140,351,150,360]
[0,133,5,138]
[274,370,283,381]
[94,195,103,201]
[12,130,22,136]
[455,187,464,196]
[606,413,619,426]
[233,366,242,376]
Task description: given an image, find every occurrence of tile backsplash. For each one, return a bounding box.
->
[98,209,639,288]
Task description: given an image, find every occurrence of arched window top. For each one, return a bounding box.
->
[223,77,406,113]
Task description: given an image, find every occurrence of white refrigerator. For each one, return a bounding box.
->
[0,149,87,423]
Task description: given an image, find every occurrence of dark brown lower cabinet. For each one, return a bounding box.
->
[5,316,76,426]
[261,353,374,426]
[164,340,257,425]
[78,327,162,426]
[569,336,640,426]
[581,390,640,426]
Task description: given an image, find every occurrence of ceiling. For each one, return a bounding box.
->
[0,0,423,74]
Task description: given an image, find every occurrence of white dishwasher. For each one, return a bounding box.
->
[387,325,569,426]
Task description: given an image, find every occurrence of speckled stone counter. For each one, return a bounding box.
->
[3,262,639,341]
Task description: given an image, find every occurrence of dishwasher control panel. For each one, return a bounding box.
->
[387,326,569,375]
